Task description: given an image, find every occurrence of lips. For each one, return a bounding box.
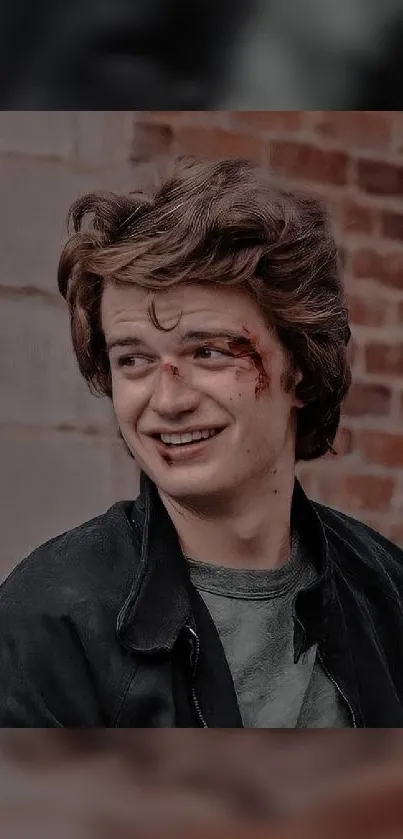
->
[148,426,224,438]
[160,428,218,446]
[151,427,225,463]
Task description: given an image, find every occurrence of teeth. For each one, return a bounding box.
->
[160,429,217,445]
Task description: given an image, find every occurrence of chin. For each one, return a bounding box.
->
[152,466,228,501]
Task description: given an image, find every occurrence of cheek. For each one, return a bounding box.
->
[231,365,270,402]
[229,353,273,400]
[208,371,252,404]
[111,380,143,424]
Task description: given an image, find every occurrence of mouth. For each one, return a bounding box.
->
[149,427,226,462]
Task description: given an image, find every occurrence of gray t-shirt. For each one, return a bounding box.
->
[186,532,351,728]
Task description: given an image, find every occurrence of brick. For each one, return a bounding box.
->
[269,141,348,185]
[356,158,403,196]
[342,383,392,417]
[0,428,120,578]
[130,121,174,162]
[355,430,403,468]
[347,292,390,327]
[173,127,262,161]
[344,473,395,513]
[352,249,403,290]
[316,471,395,513]
[295,465,316,496]
[341,198,376,234]
[231,111,302,133]
[314,111,391,151]
[0,111,75,159]
[333,426,353,456]
[365,343,403,376]
[381,210,403,242]
[322,426,353,459]
[0,295,114,429]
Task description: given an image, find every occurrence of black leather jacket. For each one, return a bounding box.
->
[1,471,403,728]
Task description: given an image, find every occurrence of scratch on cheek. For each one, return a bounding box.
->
[228,327,271,399]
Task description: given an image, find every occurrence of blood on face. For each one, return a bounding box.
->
[161,363,180,377]
[159,332,271,399]
[227,328,271,398]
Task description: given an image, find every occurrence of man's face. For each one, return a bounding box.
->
[102,283,302,503]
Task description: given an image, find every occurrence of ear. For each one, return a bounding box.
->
[293,369,305,409]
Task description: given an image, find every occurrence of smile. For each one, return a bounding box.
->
[160,429,218,446]
[150,427,226,462]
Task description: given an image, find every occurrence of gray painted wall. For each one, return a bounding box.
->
[0,113,142,579]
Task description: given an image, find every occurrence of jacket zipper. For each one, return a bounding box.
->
[187,614,357,729]
[293,607,358,729]
[186,625,208,728]
[317,648,357,728]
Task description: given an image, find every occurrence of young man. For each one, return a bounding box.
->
[1,155,403,728]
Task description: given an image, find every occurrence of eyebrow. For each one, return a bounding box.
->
[106,329,245,353]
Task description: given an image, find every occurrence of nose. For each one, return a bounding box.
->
[149,362,201,419]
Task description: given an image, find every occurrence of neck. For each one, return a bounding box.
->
[159,464,296,571]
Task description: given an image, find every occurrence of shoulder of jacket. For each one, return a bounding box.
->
[0,500,141,615]
[313,500,403,574]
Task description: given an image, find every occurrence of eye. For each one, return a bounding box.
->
[116,355,151,369]
[194,347,232,360]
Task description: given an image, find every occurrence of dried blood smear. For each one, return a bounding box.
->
[161,363,180,377]
[159,335,270,398]
[228,328,271,398]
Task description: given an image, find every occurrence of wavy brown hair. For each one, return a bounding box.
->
[57,155,351,461]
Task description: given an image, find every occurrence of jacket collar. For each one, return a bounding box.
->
[291,479,335,657]
[117,470,192,653]
[117,471,334,655]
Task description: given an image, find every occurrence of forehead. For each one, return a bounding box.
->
[101,283,271,341]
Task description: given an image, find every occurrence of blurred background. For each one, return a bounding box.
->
[1,109,403,579]
[1,729,403,837]
[1,0,403,109]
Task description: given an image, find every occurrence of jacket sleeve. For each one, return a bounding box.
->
[0,595,105,728]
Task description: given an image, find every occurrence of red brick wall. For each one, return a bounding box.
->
[131,111,403,546]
